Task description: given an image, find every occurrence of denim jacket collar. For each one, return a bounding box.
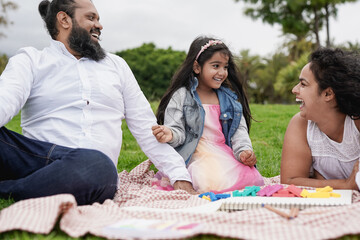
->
[219,85,238,100]
[190,76,238,102]
[189,77,202,105]
[189,76,199,93]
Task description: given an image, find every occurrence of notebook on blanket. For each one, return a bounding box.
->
[218,189,352,211]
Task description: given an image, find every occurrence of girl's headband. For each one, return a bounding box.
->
[195,40,223,61]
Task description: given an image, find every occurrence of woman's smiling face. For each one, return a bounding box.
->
[292,63,325,120]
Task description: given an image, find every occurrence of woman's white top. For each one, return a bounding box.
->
[307,115,360,179]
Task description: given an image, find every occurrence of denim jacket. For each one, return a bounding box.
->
[165,77,252,165]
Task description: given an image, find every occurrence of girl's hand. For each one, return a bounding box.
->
[151,125,173,143]
[240,150,257,167]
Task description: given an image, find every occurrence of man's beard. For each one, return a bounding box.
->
[68,21,106,61]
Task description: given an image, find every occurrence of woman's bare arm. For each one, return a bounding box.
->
[355,119,360,132]
[280,113,358,189]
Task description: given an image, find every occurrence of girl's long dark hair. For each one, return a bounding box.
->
[156,35,253,132]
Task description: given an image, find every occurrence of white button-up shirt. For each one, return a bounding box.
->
[0,40,191,184]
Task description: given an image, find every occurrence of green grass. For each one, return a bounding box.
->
[2,103,359,239]
[118,103,299,178]
[3,103,296,176]
[250,104,299,177]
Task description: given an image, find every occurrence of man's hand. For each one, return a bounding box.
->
[240,150,257,167]
[152,125,173,143]
[173,180,198,195]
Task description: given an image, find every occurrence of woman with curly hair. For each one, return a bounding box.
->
[281,47,360,190]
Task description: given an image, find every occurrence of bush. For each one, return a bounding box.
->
[274,52,309,103]
[116,43,186,100]
[0,54,8,74]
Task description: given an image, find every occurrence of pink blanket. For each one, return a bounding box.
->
[1,159,360,240]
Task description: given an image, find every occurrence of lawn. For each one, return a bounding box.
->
[2,103,358,239]
[117,103,299,179]
[7,103,358,240]
[3,103,297,177]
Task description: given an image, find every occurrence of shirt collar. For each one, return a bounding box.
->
[50,39,80,60]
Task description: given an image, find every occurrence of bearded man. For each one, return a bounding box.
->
[0,0,195,205]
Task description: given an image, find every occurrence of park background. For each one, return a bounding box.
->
[1,0,360,239]
[1,0,360,104]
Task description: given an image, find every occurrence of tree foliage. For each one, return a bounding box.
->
[283,35,314,61]
[0,53,8,73]
[0,0,18,38]
[116,43,186,100]
[232,0,358,104]
[236,50,265,103]
[274,52,309,103]
[116,41,358,104]
[337,41,360,52]
[237,50,289,103]
[235,0,357,49]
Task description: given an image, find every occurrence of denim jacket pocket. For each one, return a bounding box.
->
[183,104,202,138]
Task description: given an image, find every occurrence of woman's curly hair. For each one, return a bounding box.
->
[309,48,360,119]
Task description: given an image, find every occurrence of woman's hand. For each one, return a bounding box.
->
[240,150,257,167]
[345,160,359,190]
[152,125,173,143]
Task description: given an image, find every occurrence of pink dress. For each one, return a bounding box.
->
[187,104,264,193]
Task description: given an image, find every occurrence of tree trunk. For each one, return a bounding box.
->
[313,7,321,49]
[325,3,331,47]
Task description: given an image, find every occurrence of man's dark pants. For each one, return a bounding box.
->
[0,127,118,205]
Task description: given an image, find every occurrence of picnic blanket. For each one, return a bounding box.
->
[1,159,360,240]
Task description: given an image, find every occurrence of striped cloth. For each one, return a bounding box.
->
[1,159,360,240]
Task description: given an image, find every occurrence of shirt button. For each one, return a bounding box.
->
[223,114,227,117]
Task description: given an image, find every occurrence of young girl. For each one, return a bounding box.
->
[152,36,264,193]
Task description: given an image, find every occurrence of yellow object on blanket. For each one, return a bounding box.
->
[302,186,340,198]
